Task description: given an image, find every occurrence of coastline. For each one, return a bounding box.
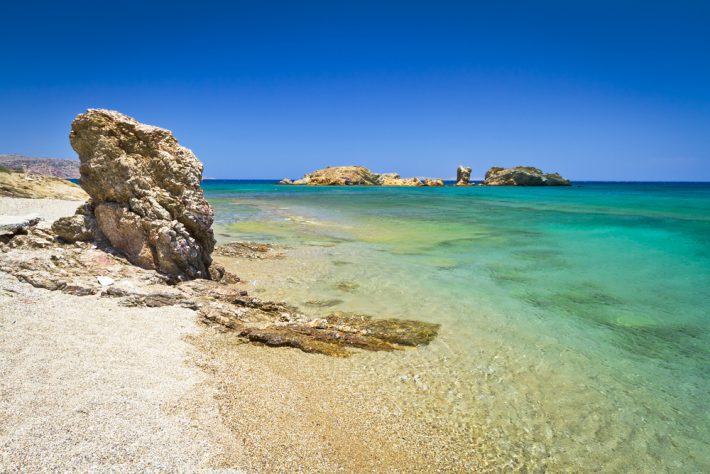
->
[0,195,477,472]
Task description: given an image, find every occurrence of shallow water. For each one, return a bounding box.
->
[205,181,710,471]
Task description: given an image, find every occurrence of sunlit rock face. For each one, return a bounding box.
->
[455,165,472,186]
[69,109,215,279]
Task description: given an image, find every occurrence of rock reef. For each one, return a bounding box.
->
[483,166,571,186]
[56,109,216,280]
[0,228,439,357]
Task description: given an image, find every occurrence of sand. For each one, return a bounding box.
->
[0,197,233,471]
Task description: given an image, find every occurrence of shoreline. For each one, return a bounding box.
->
[0,195,476,471]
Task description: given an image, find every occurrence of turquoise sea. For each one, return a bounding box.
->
[204,180,710,471]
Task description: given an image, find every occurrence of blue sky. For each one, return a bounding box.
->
[1,1,708,180]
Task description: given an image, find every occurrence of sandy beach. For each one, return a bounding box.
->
[0,196,480,472]
[0,197,231,471]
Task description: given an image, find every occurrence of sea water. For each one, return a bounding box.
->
[204,181,710,471]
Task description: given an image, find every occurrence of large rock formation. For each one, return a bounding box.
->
[281,166,444,187]
[58,109,216,280]
[455,165,472,186]
[291,166,381,185]
[483,166,571,186]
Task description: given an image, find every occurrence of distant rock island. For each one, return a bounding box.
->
[483,166,571,186]
[281,165,570,186]
[0,154,80,179]
[280,166,444,186]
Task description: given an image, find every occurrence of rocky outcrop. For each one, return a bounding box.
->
[0,229,439,357]
[281,167,445,187]
[455,166,472,186]
[483,166,571,186]
[290,166,381,186]
[69,109,216,280]
[0,169,88,200]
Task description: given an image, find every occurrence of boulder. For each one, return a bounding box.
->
[52,202,98,242]
[483,166,571,186]
[69,109,216,280]
[423,178,444,187]
[455,165,472,186]
[278,178,293,185]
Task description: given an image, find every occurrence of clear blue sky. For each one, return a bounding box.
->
[1,1,709,180]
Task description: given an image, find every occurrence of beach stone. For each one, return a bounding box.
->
[455,165,472,186]
[70,109,216,279]
[483,166,571,186]
[52,203,97,242]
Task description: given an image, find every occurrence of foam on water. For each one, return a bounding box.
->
[205,181,710,470]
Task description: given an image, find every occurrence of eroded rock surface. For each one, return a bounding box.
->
[483,166,571,186]
[51,202,98,242]
[69,109,216,279]
[456,166,472,186]
[290,166,381,186]
[380,177,423,186]
[283,166,444,187]
[0,230,439,357]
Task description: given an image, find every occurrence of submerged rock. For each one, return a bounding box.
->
[214,241,284,259]
[70,109,216,279]
[483,166,571,186]
[455,165,472,186]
